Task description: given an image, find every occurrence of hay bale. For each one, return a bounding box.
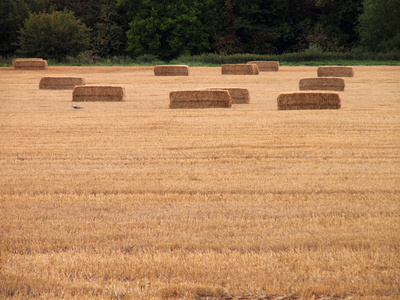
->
[72,86,125,102]
[12,58,47,70]
[39,77,85,90]
[299,77,345,91]
[221,64,259,75]
[317,66,354,77]
[246,61,279,71]
[154,65,189,76]
[203,88,250,104]
[170,90,232,109]
[277,92,341,110]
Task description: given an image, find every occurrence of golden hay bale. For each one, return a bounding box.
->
[203,88,250,104]
[39,77,85,90]
[246,61,279,71]
[277,92,341,110]
[317,66,354,77]
[299,77,345,91]
[12,58,48,70]
[154,65,189,76]
[221,64,259,75]
[72,86,125,102]
[170,90,232,109]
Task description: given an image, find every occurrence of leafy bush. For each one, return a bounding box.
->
[18,10,90,61]
[178,52,400,65]
[135,54,160,63]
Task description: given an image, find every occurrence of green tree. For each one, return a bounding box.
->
[314,0,363,51]
[92,1,127,57]
[51,0,102,29]
[214,0,240,54]
[52,0,128,57]
[18,10,90,60]
[217,0,293,54]
[0,0,51,56]
[358,0,400,52]
[119,0,218,60]
[212,0,363,54]
[213,0,328,55]
[286,0,320,52]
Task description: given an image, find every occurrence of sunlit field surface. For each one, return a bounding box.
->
[1,66,399,299]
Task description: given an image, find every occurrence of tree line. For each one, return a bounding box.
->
[1,0,399,61]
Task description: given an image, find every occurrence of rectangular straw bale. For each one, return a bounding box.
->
[39,77,85,90]
[13,58,47,70]
[204,88,250,104]
[246,61,279,71]
[299,77,345,91]
[222,64,259,75]
[72,86,125,102]
[317,66,354,77]
[277,92,341,110]
[154,65,189,76]
[170,90,232,109]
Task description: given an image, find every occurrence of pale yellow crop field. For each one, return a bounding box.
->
[0,66,399,299]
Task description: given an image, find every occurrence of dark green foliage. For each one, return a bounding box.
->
[285,0,319,52]
[215,0,294,54]
[92,2,127,57]
[51,0,102,29]
[177,52,400,65]
[120,0,218,60]
[1,0,398,62]
[135,54,160,63]
[17,10,90,61]
[312,0,363,51]
[0,1,28,56]
[212,0,363,55]
[214,0,239,54]
[52,0,128,57]
[358,0,400,52]
[0,0,52,56]
[233,0,293,54]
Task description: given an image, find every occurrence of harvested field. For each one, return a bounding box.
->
[203,87,250,104]
[72,85,125,102]
[39,77,85,90]
[247,61,279,71]
[222,64,259,75]
[318,66,354,77]
[0,65,399,299]
[12,58,47,70]
[299,77,345,91]
[154,65,189,76]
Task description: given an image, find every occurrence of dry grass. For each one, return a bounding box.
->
[169,90,232,108]
[247,61,279,71]
[222,64,259,75]
[0,65,399,299]
[203,88,250,104]
[299,77,345,91]
[72,85,125,102]
[154,65,189,76]
[39,77,85,90]
[277,92,341,110]
[12,58,47,70]
[317,66,354,77]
